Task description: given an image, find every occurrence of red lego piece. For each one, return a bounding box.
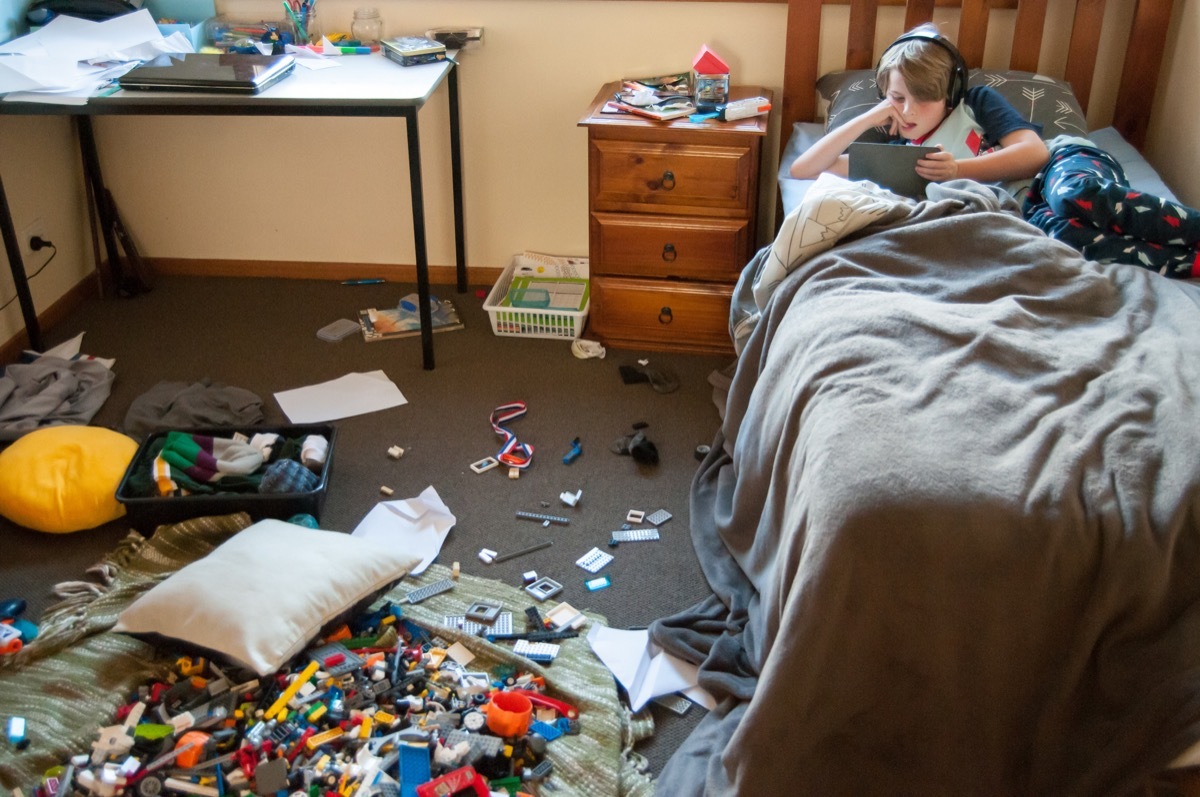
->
[414,765,489,797]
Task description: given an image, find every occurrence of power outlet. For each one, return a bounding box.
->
[19,218,49,262]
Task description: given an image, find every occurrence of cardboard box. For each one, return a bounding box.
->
[116,424,336,531]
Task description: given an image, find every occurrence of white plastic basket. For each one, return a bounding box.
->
[484,252,590,340]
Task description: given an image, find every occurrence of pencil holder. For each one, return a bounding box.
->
[302,7,320,42]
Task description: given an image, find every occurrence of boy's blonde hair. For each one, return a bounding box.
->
[875,24,959,104]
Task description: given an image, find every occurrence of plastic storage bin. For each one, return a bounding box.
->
[484,252,590,339]
[115,424,336,531]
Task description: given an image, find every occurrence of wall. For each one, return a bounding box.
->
[1146,0,1199,207]
[1,0,1197,350]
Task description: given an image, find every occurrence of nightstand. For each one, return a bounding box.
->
[578,82,770,353]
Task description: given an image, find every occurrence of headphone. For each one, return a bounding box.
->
[876,31,969,109]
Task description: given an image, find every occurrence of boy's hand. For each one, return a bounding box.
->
[863,98,902,137]
[916,145,959,182]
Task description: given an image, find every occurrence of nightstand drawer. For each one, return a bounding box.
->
[590,139,754,215]
[590,276,733,353]
[591,212,750,281]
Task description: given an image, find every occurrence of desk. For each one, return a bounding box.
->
[0,53,466,370]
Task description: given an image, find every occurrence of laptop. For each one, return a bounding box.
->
[848,142,938,199]
[119,53,296,94]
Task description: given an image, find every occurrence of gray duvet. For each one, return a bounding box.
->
[649,182,1200,794]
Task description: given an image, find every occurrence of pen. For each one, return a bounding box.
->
[342,278,386,285]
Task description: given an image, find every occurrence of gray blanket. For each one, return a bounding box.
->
[650,187,1200,794]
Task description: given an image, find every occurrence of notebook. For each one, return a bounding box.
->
[119,53,296,94]
[848,142,938,198]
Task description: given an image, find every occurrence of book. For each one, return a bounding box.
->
[359,295,463,342]
[382,36,447,66]
[608,98,696,121]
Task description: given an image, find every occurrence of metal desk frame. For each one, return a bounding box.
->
[0,54,466,370]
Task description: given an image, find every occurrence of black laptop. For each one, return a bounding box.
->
[119,53,296,94]
[848,142,939,199]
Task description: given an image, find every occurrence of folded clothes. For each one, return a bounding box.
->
[152,432,264,496]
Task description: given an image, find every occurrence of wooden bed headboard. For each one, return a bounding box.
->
[780,0,1175,153]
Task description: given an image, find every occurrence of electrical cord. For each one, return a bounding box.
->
[0,238,57,311]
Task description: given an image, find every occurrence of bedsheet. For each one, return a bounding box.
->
[650,183,1200,794]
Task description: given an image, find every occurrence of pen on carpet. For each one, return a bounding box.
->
[342,278,386,285]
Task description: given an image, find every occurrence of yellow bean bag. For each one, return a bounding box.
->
[0,426,139,533]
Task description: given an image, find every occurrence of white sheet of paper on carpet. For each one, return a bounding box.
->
[274,370,407,423]
[351,485,456,575]
[586,625,715,712]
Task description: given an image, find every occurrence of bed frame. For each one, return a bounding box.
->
[779,0,1175,154]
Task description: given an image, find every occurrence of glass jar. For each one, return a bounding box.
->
[351,7,383,45]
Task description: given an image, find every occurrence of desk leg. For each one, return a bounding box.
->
[405,107,435,371]
[76,117,124,297]
[0,169,42,352]
[448,61,467,293]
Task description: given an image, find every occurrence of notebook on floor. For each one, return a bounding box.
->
[118,53,296,94]
[848,142,938,199]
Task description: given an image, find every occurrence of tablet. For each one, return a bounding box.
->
[848,142,938,198]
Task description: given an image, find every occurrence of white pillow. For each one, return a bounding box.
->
[114,519,421,675]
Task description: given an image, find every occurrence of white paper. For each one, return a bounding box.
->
[274,370,407,423]
[0,10,193,99]
[351,485,456,575]
[586,625,715,712]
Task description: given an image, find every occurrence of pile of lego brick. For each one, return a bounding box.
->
[18,600,579,797]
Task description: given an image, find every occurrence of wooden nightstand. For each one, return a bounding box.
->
[578,82,770,353]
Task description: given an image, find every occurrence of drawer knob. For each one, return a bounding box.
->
[660,170,676,190]
[661,243,677,262]
[659,306,673,324]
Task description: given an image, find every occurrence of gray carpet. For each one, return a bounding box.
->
[0,275,731,773]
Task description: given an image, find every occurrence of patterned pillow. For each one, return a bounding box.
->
[818,68,1088,141]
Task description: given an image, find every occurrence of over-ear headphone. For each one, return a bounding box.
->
[875,31,969,109]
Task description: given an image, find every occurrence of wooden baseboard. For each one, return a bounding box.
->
[0,273,99,364]
[1,260,503,363]
[150,257,501,287]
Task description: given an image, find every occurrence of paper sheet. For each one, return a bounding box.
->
[586,625,715,712]
[0,10,193,100]
[351,485,456,575]
[274,370,407,423]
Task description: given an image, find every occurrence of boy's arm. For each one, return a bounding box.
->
[790,99,898,179]
[917,129,1049,184]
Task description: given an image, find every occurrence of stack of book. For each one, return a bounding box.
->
[381,36,447,67]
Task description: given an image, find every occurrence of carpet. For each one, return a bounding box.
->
[0,512,656,796]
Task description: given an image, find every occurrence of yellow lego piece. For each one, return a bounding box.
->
[266,660,320,721]
[306,728,344,752]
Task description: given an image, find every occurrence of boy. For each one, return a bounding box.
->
[789,24,1048,192]
[1023,137,1200,278]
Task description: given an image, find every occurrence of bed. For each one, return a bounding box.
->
[647,1,1200,793]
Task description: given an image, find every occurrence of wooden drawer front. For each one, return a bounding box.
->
[590,276,733,353]
[592,212,749,281]
[590,139,753,214]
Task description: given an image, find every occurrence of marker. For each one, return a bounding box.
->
[342,278,385,285]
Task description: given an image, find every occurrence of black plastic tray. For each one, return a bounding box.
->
[115,424,335,531]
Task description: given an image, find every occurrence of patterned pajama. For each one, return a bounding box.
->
[1023,144,1200,278]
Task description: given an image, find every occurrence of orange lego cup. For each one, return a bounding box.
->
[485,691,532,738]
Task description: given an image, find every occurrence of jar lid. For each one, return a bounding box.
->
[354,7,380,16]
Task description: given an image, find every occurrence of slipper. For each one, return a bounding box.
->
[643,367,679,394]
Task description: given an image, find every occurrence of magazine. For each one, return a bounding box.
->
[608,96,696,121]
[359,295,463,341]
